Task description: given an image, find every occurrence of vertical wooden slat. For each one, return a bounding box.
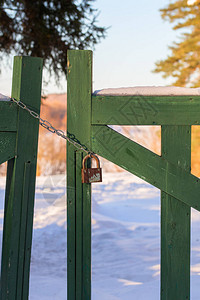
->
[17,162,31,299]
[82,180,91,299]
[76,152,83,300]
[0,56,43,300]
[67,50,92,300]
[161,125,191,300]
[67,149,76,299]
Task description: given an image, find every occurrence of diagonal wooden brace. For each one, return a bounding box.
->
[91,125,200,211]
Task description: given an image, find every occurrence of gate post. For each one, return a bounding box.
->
[67,50,92,300]
[161,125,191,299]
[0,56,43,299]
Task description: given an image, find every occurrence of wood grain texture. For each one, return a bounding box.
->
[161,126,191,299]
[0,132,16,164]
[76,152,83,300]
[0,102,18,131]
[92,95,200,125]
[91,125,200,211]
[67,50,92,300]
[0,56,42,300]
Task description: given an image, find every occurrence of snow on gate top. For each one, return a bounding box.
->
[94,86,200,96]
[0,93,11,101]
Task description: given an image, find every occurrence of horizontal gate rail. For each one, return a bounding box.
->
[92,95,200,125]
[0,132,16,164]
[0,102,18,131]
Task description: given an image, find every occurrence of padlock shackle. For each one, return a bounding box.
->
[82,154,100,170]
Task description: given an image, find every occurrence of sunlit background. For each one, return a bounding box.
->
[0,0,177,96]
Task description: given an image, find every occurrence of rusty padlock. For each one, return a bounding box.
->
[82,154,102,183]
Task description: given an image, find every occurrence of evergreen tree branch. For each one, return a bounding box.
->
[0,0,107,82]
[153,0,200,87]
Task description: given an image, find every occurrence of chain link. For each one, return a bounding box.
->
[11,97,93,155]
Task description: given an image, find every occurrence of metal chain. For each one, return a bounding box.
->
[11,97,93,155]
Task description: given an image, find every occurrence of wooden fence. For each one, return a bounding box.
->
[0,56,42,299]
[0,50,198,299]
[67,49,200,300]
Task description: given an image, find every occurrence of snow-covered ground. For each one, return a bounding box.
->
[0,171,200,299]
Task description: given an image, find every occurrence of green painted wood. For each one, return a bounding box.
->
[76,152,83,300]
[92,95,200,125]
[67,150,76,299]
[91,125,200,211]
[67,50,92,300]
[161,126,191,299]
[17,162,31,299]
[0,102,18,131]
[82,170,91,300]
[0,56,42,300]
[21,162,40,299]
[0,132,16,164]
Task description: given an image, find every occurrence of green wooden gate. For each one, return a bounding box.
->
[0,56,43,299]
[67,50,200,299]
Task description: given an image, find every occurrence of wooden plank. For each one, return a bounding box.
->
[67,150,76,299]
[92,95,200,125]
[21,162,37,299]
[0,56,42,300]
[67,50,92,300]
[75,152,91,299]
[0,132,16,164]
[16,162,31,299]
[82,168,91,300]
[92,125,200,211]
[161,126,191,299]
[76,152,83,300]
[0,102,18,131]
